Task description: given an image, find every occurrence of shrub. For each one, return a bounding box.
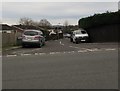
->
[78,11,120,29]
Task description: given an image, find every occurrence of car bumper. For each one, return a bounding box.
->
[22,41,40,45]
[75,37,89,42]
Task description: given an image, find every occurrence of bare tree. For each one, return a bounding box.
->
[64,20,68,27]
[39,19,51,28]
[19,17,33,26]
[63,20,69,33]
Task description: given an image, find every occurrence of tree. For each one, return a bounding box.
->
[19,17,33,26]
[63,20,69,33]
[39,19,51,28]
[64,20,68,27]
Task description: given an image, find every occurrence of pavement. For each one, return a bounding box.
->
[2,38,118,89]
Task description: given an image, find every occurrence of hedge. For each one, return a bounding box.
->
[78,11,120,29]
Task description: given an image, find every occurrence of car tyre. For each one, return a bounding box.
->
[75,41,79,44]
[39,41,43,48]
[22,44,26,48]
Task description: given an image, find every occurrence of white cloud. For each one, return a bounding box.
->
[2,2,118,25]
[2,0,120,2]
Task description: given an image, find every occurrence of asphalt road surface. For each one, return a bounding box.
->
[2,38,118,89]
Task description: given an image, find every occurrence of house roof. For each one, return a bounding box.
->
[13,25,40,30]
[0,24,13,30]
[12,25,24,32]
[13,25,45,32]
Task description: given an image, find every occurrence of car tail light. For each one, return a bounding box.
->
[22,35,26,39]
[34,36,41,40]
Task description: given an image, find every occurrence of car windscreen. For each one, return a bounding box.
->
[75,31,81,34]
[24,31,38,36]
[81,31,87,34]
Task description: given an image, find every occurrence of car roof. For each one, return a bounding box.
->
[73,28,86,32]
[24,29,43,34]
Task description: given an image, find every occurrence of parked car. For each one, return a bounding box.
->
[22,29,45,47]
[70,28,89,44]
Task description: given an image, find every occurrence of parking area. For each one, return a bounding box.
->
[2,38,118,57]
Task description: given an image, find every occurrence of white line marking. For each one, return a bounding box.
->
[35,53,39,55]
[6,55,17,57]
[39,53,46,55]
[69,46,79,49]
[60,41,62,44]
[74,47,79,49]
[78,50,87,52]
[86,48,99,52]
[32,48,41,51]
[66,51,75,53]
[61,44,64,46]
[71,51,75,53]
[67,52,72,53]
[60,41,65,46]
[63,52,66,54]
[69,46,73,47]
[50,52,56,54]
[105,48,116,51]
[55,52,61,54]
[21,54,31,56]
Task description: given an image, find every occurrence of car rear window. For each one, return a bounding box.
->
[24,31,38,36]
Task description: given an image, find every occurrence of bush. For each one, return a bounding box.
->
[78,11,120,29]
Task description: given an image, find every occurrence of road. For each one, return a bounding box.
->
[2,38,118,89]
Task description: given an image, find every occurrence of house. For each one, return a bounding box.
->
[1,24,14,33]
[1,24,17,47]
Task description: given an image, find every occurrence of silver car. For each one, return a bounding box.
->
[22,29,45,47]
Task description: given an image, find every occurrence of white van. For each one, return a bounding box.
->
[70,28,89,44]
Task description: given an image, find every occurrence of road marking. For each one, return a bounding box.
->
[32,48,41,51]
[38,53,46,55]
[6,55,17,57]
[49,52,62,54]
[21,54,32,56]
[50,52,56,54]
[74,47,79,49]
[54,52,61,54]
[71,51,75,53]
[86,48,100,52]
[105,48,116,51]
[4,47,117,58]
[69,45,79,49]
[60,41,65,46]
[35,53,39,55]
[63,51,67,54]
[78,50,87,52]
[69,46,73,47]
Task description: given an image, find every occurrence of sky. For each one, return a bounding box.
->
[2,2,119,25]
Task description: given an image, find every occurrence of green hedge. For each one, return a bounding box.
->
[78,11,120,29]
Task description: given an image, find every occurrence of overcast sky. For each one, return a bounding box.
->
[2,2,118,25]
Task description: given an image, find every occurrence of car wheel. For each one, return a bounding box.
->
[22,44,26,48]
[43,42,45,46]
[75,41,79,44]
[39,43,42,48]
[39,41,42,48]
